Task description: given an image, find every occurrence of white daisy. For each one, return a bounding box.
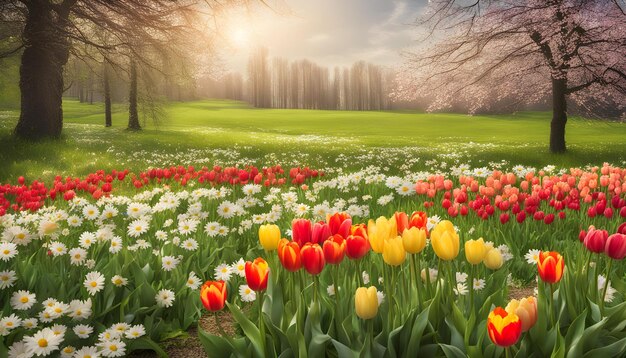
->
[0,270,18,289]
[186,272,201,290]
[472,278,486,291]
[127,219,149,238]
[239,285,256,302]
[10,290,36,310]
[454,282,469,296]
[73,324,93,339]
[161,256,180,271]
[83,271,105,296]
[24,327,62,356]
[155,289,175,308]
[98,339,125,357]
[181,238,198,251]
[111,275,128,287]
[125,324,146,339]
[73,346,99,358]
[68,248,87,266]
[525,249,541,265]
[232,258,246,278]
[214,263,233,281]
[0,242,18,261]
[456,272,468,283]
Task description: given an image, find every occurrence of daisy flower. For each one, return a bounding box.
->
[0,270,18,289]
[186,272,201,290]
[8,341,28,357]
[525,249,541,265]
[24,328,62,356]
[125,324,146,339]
[109,236,122,254]
[0,314,22,332]
[376,290,385,306]
[214,263,233,281]
[68,299,92,320]
[10,290,36,310]
[78,232,96,249]
[22,318,38,329]
[0,242,18,261]
[73,324,93,339]
[155,289,175,308]
[98,339,126,357]
[83,271,105,296]
[161,256,180,271]
[111,275,128,287]
[127,219,149,238]
[472,278,486,291]
[68,248,87,266]
[232,258,246,278]
[456,272,468,283]
[454,282,469,296]
[82,205,99,220]
[239,285,256,302]
[217,201,236,219]
[181,238,198,251]
[396,182,415,196]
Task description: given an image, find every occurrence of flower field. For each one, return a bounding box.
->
[1,156,625,357]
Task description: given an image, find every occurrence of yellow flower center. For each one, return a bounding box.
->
[6,322,13,327]
[54,307,62,313]
[2,250,9,255]
[38,339,48,348]
[20,296,28,303]
[90,281,97,287]
[110,345,118,351]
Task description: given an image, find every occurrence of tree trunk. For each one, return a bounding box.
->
[14,4,70,139]
[127,59,141,131]
[550,77,568,153]
[104,62,112,127]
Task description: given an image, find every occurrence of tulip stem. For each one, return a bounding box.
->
[548,283,555,327]
[593,253,600,302]
[258,290,266,355]
[313,275,320,309]
[214,312,227,337]
[390,265,397,329]
[505,346,512,358]
[469,264,475,313]
[412,254,423,310]
[424,259,432,298]
[367,318,374,353]
[600,259,613,315]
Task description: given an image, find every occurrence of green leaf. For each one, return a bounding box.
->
[583,337,626,358]
[227,302,264,357]
[439,343,467,358]
[198,326,235,358]
[564,309,587,358]
[126,337,168,358]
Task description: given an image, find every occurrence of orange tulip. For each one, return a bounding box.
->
[322,234,346,264]
[200,280,227,311]
[537,251,564,284]
[487,307,522,347]
[278,239,302,272]
[245,257,269,291]
[505,297,537,332]
[327,212,352,238]
[351,224,368,240]
[393,211,409,234]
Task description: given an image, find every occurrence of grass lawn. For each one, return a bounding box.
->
[0,99,625,183]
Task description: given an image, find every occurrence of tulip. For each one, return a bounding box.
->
[354,286,378,320]
[367,217,394,253]
[584,228,609,253]
[312,222,332,244]
[537,251,564,283]
[505,297,537,332]
[345,234,370,259]
[301,243,325,275]
[382,236,406,266]
[408,211,428,232]
[484,248,503,270]
[619,222,626,235]
[465,238,488,265]
[323,234,346,264]
[258,224,280,251]
[327,212,351,238]
[430,220,459,261]
[200,280,227,311]
[277,239,302,272]
[351,224,368,240]
[393,212,409,234]
[292,219,312,247]
[605,233,626,260]
[245,258,269,291]
[402,227,427,254]
[487,307,522,347]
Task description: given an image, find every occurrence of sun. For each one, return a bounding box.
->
[229,28,250,49]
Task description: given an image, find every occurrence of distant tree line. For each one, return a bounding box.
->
[246,47,394,110]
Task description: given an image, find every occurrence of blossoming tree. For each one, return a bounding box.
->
[394,0,626,152]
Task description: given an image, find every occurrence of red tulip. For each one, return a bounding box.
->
[543,213,555,225]
[345,234,370,259]
[619,222,626,235]
[301,243,325,275]
[312,221,332,244]
[245,258,269,291]
[487,307,522,347]
[393,212,409,234]
[351,224,368,240]
[292,219,312,247]
[605,233,626,260]
[579,229,587,242]
[322,234,346,264]
[584,228,608,253]
[200,280,227,311]
[278,239,302,272]
[537,251,564,284]
[500,213,510,224]
[408,211,428,232]
[327,212,352,238]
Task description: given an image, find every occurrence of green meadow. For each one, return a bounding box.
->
[0,99,624,182]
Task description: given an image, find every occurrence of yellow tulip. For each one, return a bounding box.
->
[465,238,488,265]
[402,227,427,254]
[484,248,503,270]
[355,286,378,319]
[258,224,281,251]
[367,217,393,253]
[430,221,459,261]
[382,236,406,266]
[505,297,537,332]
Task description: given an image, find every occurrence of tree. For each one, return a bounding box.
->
[0,0,215,139]
[395,0,626,152]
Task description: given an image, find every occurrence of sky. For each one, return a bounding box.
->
[216,0,429,74]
